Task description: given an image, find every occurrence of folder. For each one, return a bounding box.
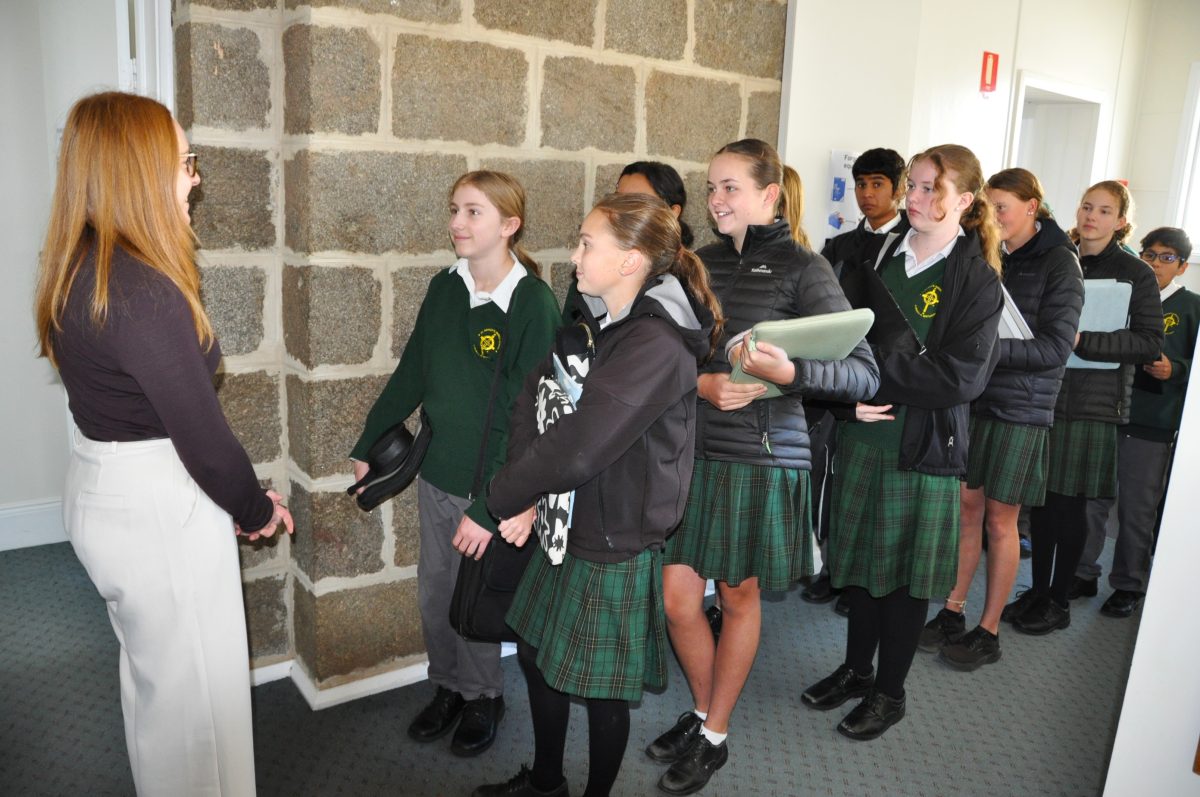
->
[999,284,1034,340]
[1066,279,1132,370]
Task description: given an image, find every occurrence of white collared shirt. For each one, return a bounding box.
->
[1161,279,1184,303]
[895,226,965,278]
[453,253,527,312]
[865,212,902,235]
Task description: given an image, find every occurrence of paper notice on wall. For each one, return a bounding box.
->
[825,150,861,248]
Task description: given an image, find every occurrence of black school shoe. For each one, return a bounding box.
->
[1068,576,1098,600]
[1100,589,1145,618]
[800,664,874,711]
[836,690,906,741]
[917,608,966,653]
[833,592,851,617]
[938,626,1001,671]
[1012,596,1071,635]
[705,605,723,640]
[657,735,728,796]
[472,765,569,797]
[647,712,703,763]
[801,573,841,604]
[408,685,464,742]
[451,695,504,756]
[1001,588,1042,624]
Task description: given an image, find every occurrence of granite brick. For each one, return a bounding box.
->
[478,158,585,252]
[550,261,575,311]
[175,23,270,131]
[289,482,384,581]
[541,57,635,153]
[746,90,782,147]
[285,0,459,22]
[244,574,289,662]
[474,0,593,45]
[604,0,686,60]
[284,25,381,136]
[682,167,719,250]
[287,374,389,479]
[197,0,274,8]
[285,150,466,255]
[391,265,445,359]
[645,71,741,163]
[594,163,626,202]
[283,266,380,367]
[293,579,423,683]
[391,34,526,146]
[216,370,282,464]
[190,146,275,251]
[694,0,787,79]
[201,266,265,356]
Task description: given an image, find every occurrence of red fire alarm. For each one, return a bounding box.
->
[980,51,999,93]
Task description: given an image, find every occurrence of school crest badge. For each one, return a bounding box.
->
[915,284,942,319]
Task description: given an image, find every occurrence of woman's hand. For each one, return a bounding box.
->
[738,340,796,387]
[452,514,494,560]
[351,459,369,494]
[698,372,767,411]
[855,402,895,422]
[1143,353,1172,381]
[239,489,295,541]
[498,505,537,548]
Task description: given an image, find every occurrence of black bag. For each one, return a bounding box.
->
[449,537,533,643]
[347,409,432,511]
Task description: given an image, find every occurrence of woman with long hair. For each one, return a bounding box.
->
[351,171,561,756]
[1005,180,1162,634]
[34,91,293,795]
[474,193,720,797]
[919,167,1083,668]
[649,138,879,793]
[802,144,1003,740]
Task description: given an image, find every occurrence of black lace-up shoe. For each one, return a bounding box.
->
[833,592,851,617]
[1067,576,1098,600]
[800,664,874,711]
[836,690,906,741]
[705,605,723,640]
[801,573,840,604]
[917,608,966,653]
[1012,596,1071,635]
[939,626,1001,671]
[452,695,505,756]
[657,735,728,795]
[646,712,703,763]
[1100,589,1144,618]
[407,686,464,742]
[472,765,569,797]
[1001,588,1042,623]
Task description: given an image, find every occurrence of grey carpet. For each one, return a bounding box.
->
[0,541,1137,797]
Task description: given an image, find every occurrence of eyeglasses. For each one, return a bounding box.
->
[182,152,198,178]
[1140,251,1180,264]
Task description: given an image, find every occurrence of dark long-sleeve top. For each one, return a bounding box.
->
[54,245,273,531]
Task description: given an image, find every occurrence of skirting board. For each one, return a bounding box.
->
[0,500,67,552]
[287,642,516,711]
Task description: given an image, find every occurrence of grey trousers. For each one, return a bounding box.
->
[416,478,503,700]
[1076,432,1174,592]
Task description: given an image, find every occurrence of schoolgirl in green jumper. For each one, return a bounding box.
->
[473,193,720,797]
[801,144,1003,741]
[351,171,560,756]
[650,139,879,795]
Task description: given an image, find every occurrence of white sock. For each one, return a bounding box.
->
[700,724,727,745]
[693,709,707,721]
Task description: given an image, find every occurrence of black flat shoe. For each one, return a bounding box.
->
[452,695,505,756]
[836,690,906,741]
[1012,596,1071,635]
[801,573,841,604]
[705,605,723,640]
[938,626,1001,671]
[657,735,728,796]
[408,686,464,742]
[1001,588,1042,624]
[833,592,851,617]
[472,765,569,797]
[646,712,703,764]
[917,608,966,653]
[1067,576,1098,600]
[801,664,874,711]
[1100,589,1144,618]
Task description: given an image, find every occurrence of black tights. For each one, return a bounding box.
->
[843,585,929,699]
[518,641,629,797]
[1029,491,1088,606]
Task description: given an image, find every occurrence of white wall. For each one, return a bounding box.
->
[0,0,120,548]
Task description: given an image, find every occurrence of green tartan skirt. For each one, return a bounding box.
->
[506,546,667,701]
[827,437,961,599]
[663,459,815,590]
[964,417,1048,507]
[1046,419,1117,498]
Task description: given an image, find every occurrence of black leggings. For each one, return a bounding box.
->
[518,640,629,797]
[843,585,929,699]
[1029,491,1088,605]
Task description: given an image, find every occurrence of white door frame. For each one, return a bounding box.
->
[1004,69,1109,185]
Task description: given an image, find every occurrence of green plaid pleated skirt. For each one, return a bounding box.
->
[506,546,667,701]
[827,437,960,599]
[964,416,1048,507]
[663,459,815,590]
[1045,419,1117,498]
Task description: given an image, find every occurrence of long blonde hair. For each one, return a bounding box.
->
[35,91,210,365]
[715,138,811,248]
[909,144,1002,273]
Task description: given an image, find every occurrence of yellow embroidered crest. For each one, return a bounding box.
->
[1164,312,1179,335]
[915,284,942,319]
[475,327,502,358]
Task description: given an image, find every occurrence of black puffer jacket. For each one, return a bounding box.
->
[820,211,911,278]
[1055,239,1163,424]
[973,218,1083,426]
[488,274,714,563]
[694,220,880,471]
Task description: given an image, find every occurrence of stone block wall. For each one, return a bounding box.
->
[176,0,786,693]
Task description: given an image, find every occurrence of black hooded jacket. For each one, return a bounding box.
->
[1054,239,1163,424]
[487,274,715,563]
[973,218,1084,427]
[821,210,911,278]
[693,220,880,471]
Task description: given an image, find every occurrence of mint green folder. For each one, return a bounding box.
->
[1066,279,1132,370]
[729,307,876,399]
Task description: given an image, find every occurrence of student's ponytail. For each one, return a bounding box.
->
[962,190,1001,274]
[670,248,724,359]
[778,165,811,249]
